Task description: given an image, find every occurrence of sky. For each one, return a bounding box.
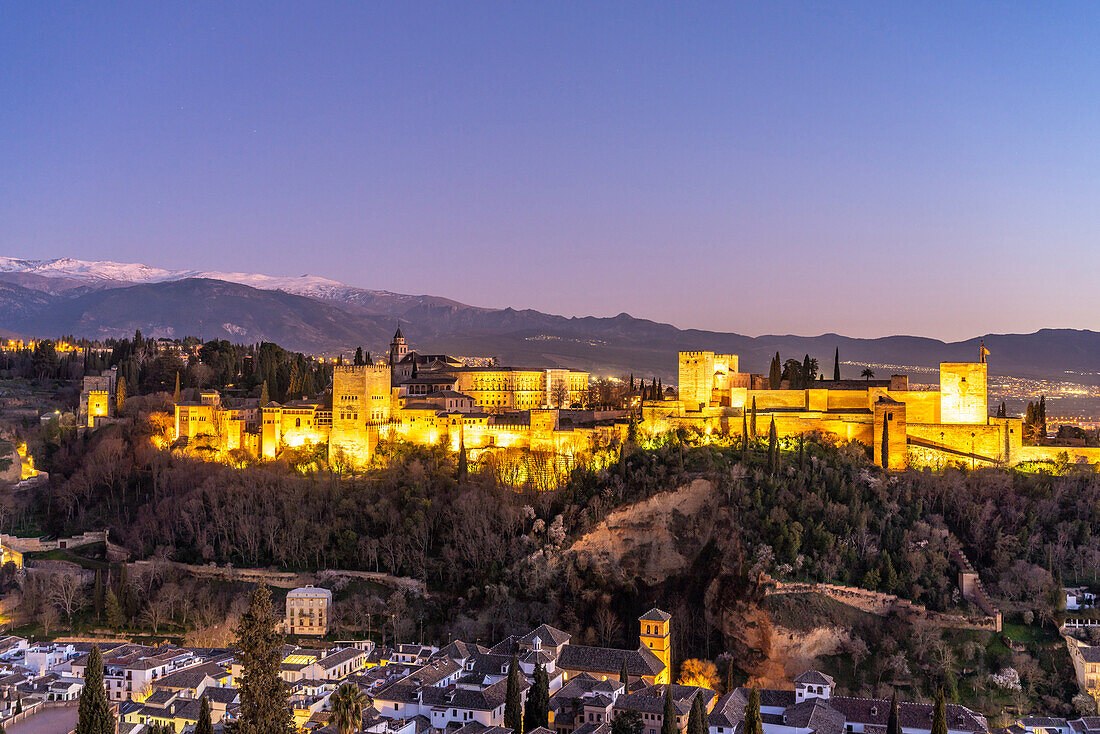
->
[2,2,1099,341]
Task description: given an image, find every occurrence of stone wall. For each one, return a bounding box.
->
[761,575,1001,632]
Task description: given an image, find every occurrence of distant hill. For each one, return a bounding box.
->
[1,257,1098,383]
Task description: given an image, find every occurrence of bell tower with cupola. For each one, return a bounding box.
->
[389,326,408,366]
[638,608,672,684]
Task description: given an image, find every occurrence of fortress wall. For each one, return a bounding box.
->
[892,391,940,424]
[906,422,1005,462]
[1017,446,1100,465]
[678,352,715,411]
[749,390,809,410]
[826,391,870,411]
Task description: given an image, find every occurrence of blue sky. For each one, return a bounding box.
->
[2,2,1099,340]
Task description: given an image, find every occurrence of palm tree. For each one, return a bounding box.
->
[861,368,875,381]
[331,682,369,734]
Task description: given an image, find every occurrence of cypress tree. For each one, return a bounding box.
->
[639,381,646,402]
[104,588,123,629]
[767,417,778,474]
[260,380,270,405]
[930,689,947,734]
[236,583,293,734]
[196,695,214,734]
[798,433,805,472]
[524,663,549,732]
[365,351,371,365]
[93,570,105,622]
[630,374,635,391]
[1039,395,1047,437]
[741,409,749,456]
[750,398,757,442]
[743,687,763,734]
[881,418,890,470]
[886,691,900,734]
[354,347,364,366]
[726,659,736,693]
[688,695,707,734]
[75,645,115,734]
[115,376,127,413]
[504,654,524,734]
[620,658,630,687]
[833,347,840,381]
[657,379,663,400]
[802,354,813,386]
[661,687,677,734]
[457,439,468,481]
[14,696,21,714]
[173,372,181,403]
[118,564,136,620]
[769,353,781,390]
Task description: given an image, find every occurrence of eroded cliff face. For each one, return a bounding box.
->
[554,477,848,684]
[560,478,721,586]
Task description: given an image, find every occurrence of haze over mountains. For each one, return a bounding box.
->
[1,257,1098,383]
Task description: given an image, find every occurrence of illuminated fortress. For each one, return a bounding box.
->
[172,332,1100,472]
[645,345,1100,469]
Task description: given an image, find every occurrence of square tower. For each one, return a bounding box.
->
[940,362,987,424]
[639,608,672,684]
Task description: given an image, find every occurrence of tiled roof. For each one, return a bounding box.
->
[638,609,672,623]
[557,645,665,677]
[794,670,834,687]
[782,699,846,734]
[153,661,226,690]
[519,624,572,648]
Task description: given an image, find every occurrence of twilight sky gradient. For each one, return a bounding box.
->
[2,2,1099,340]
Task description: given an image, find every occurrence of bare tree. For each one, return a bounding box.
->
[48,572,87,624]
[595,605,621,646]
[551,381,570,409]
[38,605,59,636]
[140,599,170,635]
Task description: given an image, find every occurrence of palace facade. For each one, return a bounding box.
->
[173,330,612,468]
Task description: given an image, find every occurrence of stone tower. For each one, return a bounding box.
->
[389,326,408,366]
[639,608,672,684]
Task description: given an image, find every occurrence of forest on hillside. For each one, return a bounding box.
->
[8,399,1100,716]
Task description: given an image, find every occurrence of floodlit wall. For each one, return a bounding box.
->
[940,363,988,424]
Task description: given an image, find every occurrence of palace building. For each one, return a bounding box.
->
[173,330,608,469]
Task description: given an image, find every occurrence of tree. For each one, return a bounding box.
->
[93,570,105,622]
[741,409,749,456]
[861,368,874,381]
[743,687,763,734]
[930,689,947,734]
[524,663,550,731]
[457,439,468,481]
[767,418,779,474]
[116,376,127,413]
[173,372,181,403]
[105,588,124,629]
[49,571,86,624]
[612,710,644,734]
[881,418,890,470]
[688,694,707,734]
[833,347,841,381]
[331,682,369,734]
[196,696,214,734]
[769,352,781,390]
[505,654,524,734]
[14,697,21,715]
[38,605,59,636]
[235,583,293,734]
[661,687,678,734]
[678,659,721,690]
[750,397,757,442]
[76,645,115,734]
[260,380,270,405]
[354,347,365,366]
[886,691,901,734]
[620,658,630,687]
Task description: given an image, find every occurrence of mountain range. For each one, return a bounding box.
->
[1,257,1098,383]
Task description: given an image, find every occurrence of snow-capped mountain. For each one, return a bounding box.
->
[0,256,470,313]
